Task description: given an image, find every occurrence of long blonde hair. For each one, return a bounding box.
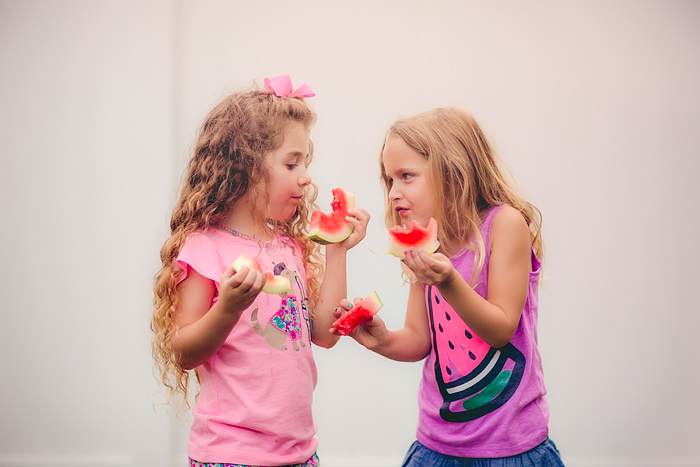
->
[379,107,543,283]
[152,88,323,413]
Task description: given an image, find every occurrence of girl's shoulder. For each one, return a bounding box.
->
[489,204,531,249]
[181,228,218,252]
[491,204,527,227]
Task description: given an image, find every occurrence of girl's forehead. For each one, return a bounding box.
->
[383,136,425,165]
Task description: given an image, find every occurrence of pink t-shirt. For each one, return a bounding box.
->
[176,228,318,465]
[416,205,550,457]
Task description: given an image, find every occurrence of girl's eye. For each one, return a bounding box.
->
[403,173,414,180]
[287,164,298,170]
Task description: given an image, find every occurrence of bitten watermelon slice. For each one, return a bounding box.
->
[232,253,292,295]
[308,188,355,245]
[333,291,383,336]
[388,217,440,257]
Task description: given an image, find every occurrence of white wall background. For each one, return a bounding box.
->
[1,1,699,466]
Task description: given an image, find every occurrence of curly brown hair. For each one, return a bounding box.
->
[152,87,323,414]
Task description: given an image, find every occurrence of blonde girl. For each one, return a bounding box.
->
[335,107,564,466]
[153,76,369,467]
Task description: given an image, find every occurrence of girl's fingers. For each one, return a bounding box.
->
[345,208,370,233]
[333,298,358,318]
[228,267,263,294]
[348,208,369,220]
[228,265,248,287]
[222,263,237,280]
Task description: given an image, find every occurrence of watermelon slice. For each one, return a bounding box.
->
[388,217,440,257]
[308,188,355,244]
[332,291,383,336]
[232,253,292,295]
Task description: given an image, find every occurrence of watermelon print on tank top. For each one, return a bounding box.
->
[427,286,525,422]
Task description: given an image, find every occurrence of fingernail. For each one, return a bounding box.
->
[418,250,422,254]
[404,250,408,255]
[347,303,353,309]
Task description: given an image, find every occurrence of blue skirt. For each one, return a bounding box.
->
[401,438,565,467]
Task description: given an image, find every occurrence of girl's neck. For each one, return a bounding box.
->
[221,197,274,242]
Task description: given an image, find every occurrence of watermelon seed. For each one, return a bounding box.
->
[435,295,440,304]
[448,341,454,350]
[439,324,443,332]
[465,330,473,339]
[445,311,451,321]
[445,366,452,376]
[469,351,476,360]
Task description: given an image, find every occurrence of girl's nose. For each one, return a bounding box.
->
[388,183,400,201]
[298,165,312,187]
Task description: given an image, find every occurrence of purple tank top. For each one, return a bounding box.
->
[416,205,550,457]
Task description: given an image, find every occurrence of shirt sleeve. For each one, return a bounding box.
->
[176,233,224,291]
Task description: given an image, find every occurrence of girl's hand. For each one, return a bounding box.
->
[218,264,266,315]
[403,250,456,286]
[338,208,370,250]
[330,297,389,350]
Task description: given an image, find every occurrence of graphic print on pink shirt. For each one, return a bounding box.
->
[251,262,309,352]
[427,285,526,422]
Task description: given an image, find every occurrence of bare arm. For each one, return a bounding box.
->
[171,265,265,369]
[333,279,432,362]
[311,208,370,349]
[311,243,347,348]
[403,206,531,348]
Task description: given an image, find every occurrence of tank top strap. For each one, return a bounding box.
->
[481,204,505,239]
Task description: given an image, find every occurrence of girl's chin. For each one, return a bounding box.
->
[268,209,298,222]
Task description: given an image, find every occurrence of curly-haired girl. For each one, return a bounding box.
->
[153,76,369,467]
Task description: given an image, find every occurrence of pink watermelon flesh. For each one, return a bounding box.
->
[333,291,383,336]
[308,188,355,244]
[388,217,439,257]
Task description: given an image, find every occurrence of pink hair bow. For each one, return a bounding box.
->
[264,75,316,98]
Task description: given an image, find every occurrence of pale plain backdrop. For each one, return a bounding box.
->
[1,1,699,466]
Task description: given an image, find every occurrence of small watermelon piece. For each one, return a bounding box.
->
[232,253,292,295]
[388,217,440,257]
[333,291,384,336]
[232,253,262,273]
[308,188,355,244]
[261,272,293,295]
